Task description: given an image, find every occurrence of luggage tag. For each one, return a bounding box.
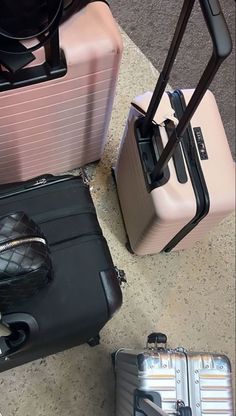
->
[133,91,179,127]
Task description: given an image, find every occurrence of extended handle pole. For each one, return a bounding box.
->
[140,0,232,182]
[151,54,221,181]
[141,0,195,137]
[44,0,62,67]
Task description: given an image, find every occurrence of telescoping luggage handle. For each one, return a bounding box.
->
[140,0,232,183]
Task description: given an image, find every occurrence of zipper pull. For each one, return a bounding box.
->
[115,267,127,286]
[24,176,51,189]
[33,178,48,187]
[79,168,90,186]
[175,347,188,353]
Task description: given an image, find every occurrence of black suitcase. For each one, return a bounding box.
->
[0,174,123,373]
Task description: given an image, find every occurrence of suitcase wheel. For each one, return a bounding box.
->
[125,241,134,254]
[111,351,117,369]
[87,334,100,347]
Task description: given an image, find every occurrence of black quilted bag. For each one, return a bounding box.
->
[0,0,109,73]
[0,212,53,311]
[0,0,108,38]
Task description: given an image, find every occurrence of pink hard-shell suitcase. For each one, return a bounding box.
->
[0,1,122,184]
[115,0,235,255]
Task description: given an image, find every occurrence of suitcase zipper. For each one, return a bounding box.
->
[0,171,89,200]
[50,232,103,247]
[0,237,47,253]
[163,91,210,252]
[34,206,96,225]
[29,169,90,188]
[114,267,127,286]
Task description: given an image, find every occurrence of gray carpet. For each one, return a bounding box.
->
[110,0,236,158]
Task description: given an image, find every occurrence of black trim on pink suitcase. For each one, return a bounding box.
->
[132,0,232,251]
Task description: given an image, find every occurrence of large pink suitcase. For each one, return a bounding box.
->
[0,1,122,184]
[115,0,235,255]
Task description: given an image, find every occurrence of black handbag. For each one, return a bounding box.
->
[0,0,108,81]
[0,0,108,47]
[0,212,52,311]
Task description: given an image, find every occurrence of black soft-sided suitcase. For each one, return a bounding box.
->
[0,174,123,372]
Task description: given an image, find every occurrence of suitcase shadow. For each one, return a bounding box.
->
[0,342,116,416]
[49,343,116,416]
[92,170,129,248]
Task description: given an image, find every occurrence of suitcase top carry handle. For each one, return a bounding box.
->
[140,0,232,181]
[146,332,167,349]
[0,0,65,76]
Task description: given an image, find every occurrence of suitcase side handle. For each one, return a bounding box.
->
[134,390,192,416]
[0,313,39,359]
[140,0,232,182]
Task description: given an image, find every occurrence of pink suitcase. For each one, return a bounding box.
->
[115,0,235,255]
[0,1,122,184]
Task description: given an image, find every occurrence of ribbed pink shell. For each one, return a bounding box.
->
[0,2,123,183]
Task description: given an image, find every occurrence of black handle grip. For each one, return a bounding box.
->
[147,333,167,345]
[200,0,232,60]
[146,0,233,181]
[141,0,232,142]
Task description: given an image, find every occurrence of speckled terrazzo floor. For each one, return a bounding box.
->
[0,31,235,416]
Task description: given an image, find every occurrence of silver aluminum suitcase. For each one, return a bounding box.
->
[114,333,234,416]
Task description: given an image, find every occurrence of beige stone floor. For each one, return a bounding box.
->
[0,31,235,416]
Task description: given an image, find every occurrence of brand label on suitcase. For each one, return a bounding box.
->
[193,127,208,160]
